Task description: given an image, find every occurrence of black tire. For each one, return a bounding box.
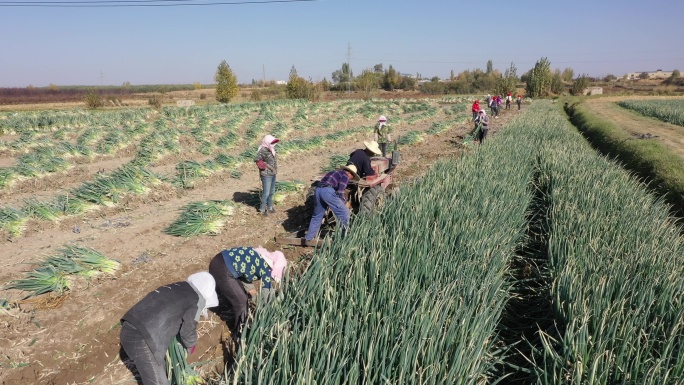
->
[358,185,385,215]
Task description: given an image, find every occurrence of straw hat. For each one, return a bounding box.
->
[363,140,382,155]
[338,164,360,181]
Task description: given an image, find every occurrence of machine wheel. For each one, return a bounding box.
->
[358,185,386,215]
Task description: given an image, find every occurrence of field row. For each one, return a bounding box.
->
[222,101,684,384]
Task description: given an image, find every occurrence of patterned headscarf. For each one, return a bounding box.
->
[259,134,279,155]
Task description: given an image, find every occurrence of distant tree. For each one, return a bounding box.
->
[48,83,58,91]
[526,57,552,97]
[486,60,494,74]
[561,67,574,82]
[672,69,681,78]
[193,82,202,90]
[431,76,440,82]
[122,81,131,88]
[214,60,238,103]
[450,70,455,81]
[332,63,353,91]
[356,69,379,100]
[286,65,318,100]
[398,76,416,91]
[373,63,384,73]
[639,72,649,79]
[83,89,104,109]
[319,77,331,91]
[495,62,518,96]
[382,65,400,91]
[603,74,617,82]
[571,74,590,95]
[550,69,565,94]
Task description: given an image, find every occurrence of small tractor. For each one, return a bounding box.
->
[276,149,399,247]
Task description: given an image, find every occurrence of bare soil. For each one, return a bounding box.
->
[0,101,520,385]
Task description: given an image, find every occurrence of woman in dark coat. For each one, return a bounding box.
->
[120,272,218,385]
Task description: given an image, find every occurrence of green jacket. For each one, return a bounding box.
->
[374,123,392,143]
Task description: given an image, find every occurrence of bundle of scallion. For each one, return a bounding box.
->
[6,267,71,299]
[164,200,235,237]
[166,336,202,385]
[59,245,121,275]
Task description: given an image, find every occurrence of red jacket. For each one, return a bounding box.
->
[471,101,480,113]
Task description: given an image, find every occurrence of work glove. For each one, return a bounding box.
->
[188,345,196,355]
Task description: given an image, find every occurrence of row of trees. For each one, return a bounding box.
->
[213,58,682,103]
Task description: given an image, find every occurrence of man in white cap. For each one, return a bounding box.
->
[305,164,360,242]
[373,115,392,157]
[347,140,381,178]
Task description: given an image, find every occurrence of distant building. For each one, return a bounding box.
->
[625,69,674,80]
[583,86,603,96]
[276,80,287,85]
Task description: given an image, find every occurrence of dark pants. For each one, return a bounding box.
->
[505,100,511,109]
[379,142,388,157]
[479,128,489,143]
[517,102,521,110]
[209,253,249,338]
[120,321,168,385]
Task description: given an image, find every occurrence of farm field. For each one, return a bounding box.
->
[584,95,684,157]
[2,94,683,384]
[0,96,508,384]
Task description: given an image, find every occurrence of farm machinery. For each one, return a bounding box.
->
[275,150,400,247]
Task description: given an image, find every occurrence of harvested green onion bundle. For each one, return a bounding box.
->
[166,336,202,385]
[165,200,235,237]
[59,245,121,275]
[6,267,71,299]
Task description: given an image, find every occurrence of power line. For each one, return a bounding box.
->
[0,0,315,7]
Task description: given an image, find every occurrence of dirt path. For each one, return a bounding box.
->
[0,101,521,385]
[583,96,684,157]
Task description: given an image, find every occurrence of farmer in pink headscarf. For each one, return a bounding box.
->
[254,134,279,216]
[208,246,288,340]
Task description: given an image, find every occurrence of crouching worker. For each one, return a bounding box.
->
[208,247,287,339]
[305,164,360,242]
[120,272,218,385]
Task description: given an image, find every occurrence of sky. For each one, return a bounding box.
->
[1,0,683,88]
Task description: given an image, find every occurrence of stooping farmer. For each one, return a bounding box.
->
[254,134,279,217]
[305,164,360,242]
[474,109,490,143]
[208,246,288,340]
[347,140,381,179]
[120,272,219,385]
[373,115,392,157]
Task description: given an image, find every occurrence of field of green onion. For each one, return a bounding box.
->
[0,97,471,239]
[617,99,684,127]
[218,101,684,384]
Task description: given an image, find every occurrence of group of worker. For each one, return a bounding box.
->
[120,115,393,385]
[470,94,522,143]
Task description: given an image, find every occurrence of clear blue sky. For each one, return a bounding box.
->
[1,0,682,87]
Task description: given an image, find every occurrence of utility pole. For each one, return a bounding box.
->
[262,64,266,87]
[347,43,352,93]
